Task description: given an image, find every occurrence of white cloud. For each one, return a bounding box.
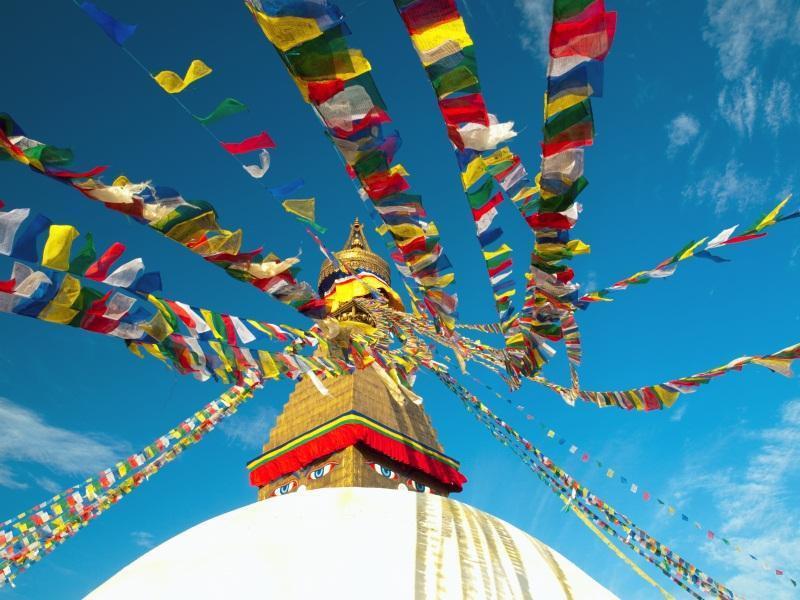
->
[32,476,62,494]
[703,1,800,135]
[219,404,277,449]
[683,159,765,213]
[668,399,800,599]
[704,0,796,81]
[0,397,125,489]
[669,404,688,422]
[791,244,800,268]
[764,79,794,134]
[130,531,155,549]
[514,0,550,61]
[717,69,760,136]
[666,113,701,155]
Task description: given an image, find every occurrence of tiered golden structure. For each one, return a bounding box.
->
[252,219,462,500]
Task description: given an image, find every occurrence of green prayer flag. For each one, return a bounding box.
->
[194,98,247,125]
[554,0,597,21]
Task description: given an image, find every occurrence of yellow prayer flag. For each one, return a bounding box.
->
[411,17,472,56]
[141,312,174,343]
[545,92,589,118]
[566,239,591,255]
[387,222,424,239]
[39,274,81,324]
[163,211,220,245]
[282,198,316,222]
[257,351,281,378]
[154,59,213,94]
[192,229,243,257]
[753,195,790,231]
[248,6,323,52]
[482,244,513,261]
[512,186,539,201]
[484,147,514,166]
[417,272,455,288]
[460,156,487,190]
[677,238,707,261]
[41,224,79,271]
[389,164,410,177]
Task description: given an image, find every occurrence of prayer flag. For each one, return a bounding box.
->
[221,131,275,154]
[154,59,213,94]
[194,98,247,125]
[79,1,137,45]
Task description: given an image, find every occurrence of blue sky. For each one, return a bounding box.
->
[2,0,800,597]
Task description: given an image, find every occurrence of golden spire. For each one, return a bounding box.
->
[318,218,392,290]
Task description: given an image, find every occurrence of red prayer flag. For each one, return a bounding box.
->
[400,0,459,34]
[721,232,767,245]
[549,11,617,60]
[363,171,410,200]
[526,212,574,230]
[220,132,276,155]
[438,93,490,126]
[49,165,108,179]
[0,279,15,293]
[84,242,125,280]
[308,79,345,104]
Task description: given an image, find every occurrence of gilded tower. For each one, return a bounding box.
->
[247,219,466,499]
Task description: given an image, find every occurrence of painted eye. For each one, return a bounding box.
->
[308,462,336,480]
[368,462,397,480]
[407,479,432,494]
[271,480,297,496]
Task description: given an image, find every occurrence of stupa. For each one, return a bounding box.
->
[87,220,618,599]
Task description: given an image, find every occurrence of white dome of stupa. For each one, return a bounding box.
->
[87,487,617,599]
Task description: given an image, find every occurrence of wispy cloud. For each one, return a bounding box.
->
[32,476,62,494]
[704,0,796,80]
[219,404,277,450]
[666,113,701,156]
[669,404,688,422]
[717,69,759,136]
[668,399,800,599]
[764,79,794,135]
[514,0,550,61]
[791,244,800,268]
[0,397,126,489]
[704,1,800,136]
[130,531,155,549]
[682,159,765,214]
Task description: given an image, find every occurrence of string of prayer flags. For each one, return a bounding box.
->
[0,115,326,319]
[281,198,326,233]
[154,59,213,94]
[0,376,262,588]
[390,0,613,379]
[0,206,161,294]
[578,196,797,306]
[245,0,459,331]
[193,98,248,125]
[220,131,276,155]
[78,1,137,46]
[534,341,800,411]
[462,368,794,584]
[429,364,733,599]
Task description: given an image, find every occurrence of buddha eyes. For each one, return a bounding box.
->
[308,461,337,480]
[271,479,297,496]
[368,462,398,480]
[407,479,432,494]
